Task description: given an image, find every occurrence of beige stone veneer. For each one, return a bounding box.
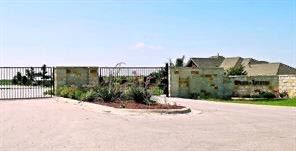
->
[279,75,296,97]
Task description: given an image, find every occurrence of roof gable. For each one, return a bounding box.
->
[278,63,296,75]
[186,55,296,76]
[219,57,242,70]
[245,64,280,76]
[187,57,224,68]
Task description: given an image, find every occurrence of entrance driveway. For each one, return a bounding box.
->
[0,98,295,151]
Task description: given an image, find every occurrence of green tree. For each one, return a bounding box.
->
[175,55,185,67]
[11,77,18,85]
[41,64,48,79]
[16,72,22,82]
[226,64,248,76]
[12,72,23,85]
[25,67,35,82]
[21,76,29,85]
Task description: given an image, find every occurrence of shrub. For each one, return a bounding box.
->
[73,90,83,100]
[260,92,276,99]
[241,94,251,98]
[150,86,164,96]
[121,87,132,100]
[222,95,232,100]
[57,86,83,100]
[190,93,199,99]
[59,86,70,97]
[280,91,289,98]
[128,86,153,104]
[97,86,122,102]
[56,86,66,96]
[80,89,97,102]
[251,94,261,98]
[232,92,239,97]
[226,64,247,76]
[251,91,276,99]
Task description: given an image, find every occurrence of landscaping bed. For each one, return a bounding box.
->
[56,67,185,110]
[56,85,187,110]
[95,100,185,109]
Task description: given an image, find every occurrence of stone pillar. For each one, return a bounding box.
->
[279,75,296,98]
[169,67,180,97]
[54,67,99,93]
[54,67,67,92]
[88,67,99,86]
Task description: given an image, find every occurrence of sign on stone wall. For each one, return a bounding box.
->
[230,76,279,97]
[234,80,270,86]
[169,67,295,99]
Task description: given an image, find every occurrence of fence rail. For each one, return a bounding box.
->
[98,67,165,76]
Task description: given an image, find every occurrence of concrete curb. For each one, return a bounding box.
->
[54,97,191,114]
[119,107,191,114]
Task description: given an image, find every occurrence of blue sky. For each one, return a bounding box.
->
[0,0,295,67]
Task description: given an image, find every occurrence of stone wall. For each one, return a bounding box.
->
[279,75,296,97]
[229,76,279,97]
[54,67,99,91]
[170,67,232,98]
[169,67,296,99]
[54,66,296,98]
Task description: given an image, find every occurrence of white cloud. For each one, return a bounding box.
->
[133,42,164,50]
[135,42,146,49]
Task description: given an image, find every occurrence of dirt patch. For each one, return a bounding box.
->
[93,100,185,109]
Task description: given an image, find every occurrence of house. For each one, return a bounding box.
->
[186,55,296,76]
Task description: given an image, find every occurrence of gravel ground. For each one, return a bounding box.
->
[0,97,295,151]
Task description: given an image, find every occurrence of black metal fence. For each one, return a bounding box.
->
[98,65,168,96]
[0,67,54,100]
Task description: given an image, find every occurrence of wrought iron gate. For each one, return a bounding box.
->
[0,66,54,100]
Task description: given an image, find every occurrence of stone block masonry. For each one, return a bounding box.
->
[54,67,99,92]
[230,76,279,97]
[169,67,231,98]
[170,67,296,99]
[279,75,296,98]
[53,66,296,99]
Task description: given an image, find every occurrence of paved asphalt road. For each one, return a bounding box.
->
[0,97,295,151]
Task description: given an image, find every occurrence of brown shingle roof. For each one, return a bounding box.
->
[219,57,243,70]
[240,63,296,76]
[188,57,224,68]
[186,55,296,76]
[277,63,296,75]
[241,58,269,67]
[244,63,280,76]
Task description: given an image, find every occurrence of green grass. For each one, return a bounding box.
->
[0,79,12,85]
[207,98,296,107]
